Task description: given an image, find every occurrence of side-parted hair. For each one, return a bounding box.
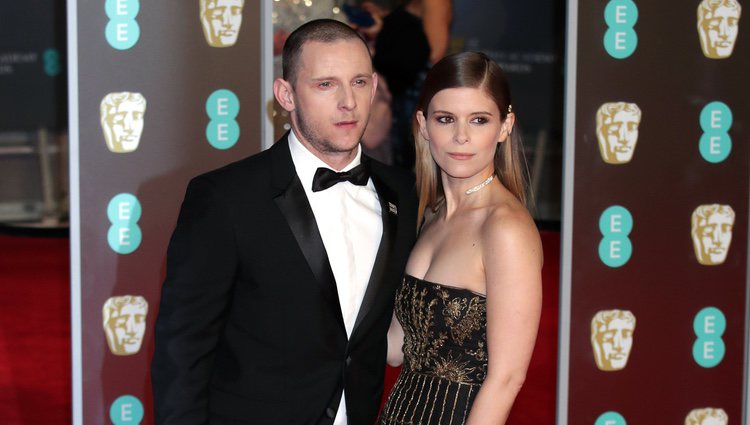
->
[282,19,371,85]
[414,51,530,225]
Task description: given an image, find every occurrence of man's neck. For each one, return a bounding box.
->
[292,130,359,171]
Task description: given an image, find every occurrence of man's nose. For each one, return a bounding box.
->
[338,86,356,110]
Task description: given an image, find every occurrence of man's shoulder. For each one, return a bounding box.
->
[194,141,285,188]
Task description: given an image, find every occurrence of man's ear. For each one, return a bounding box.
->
[370,72,379,104]
[273,78,295,112]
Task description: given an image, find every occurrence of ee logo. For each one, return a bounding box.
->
[107,193,142,255]
[206,89,240,150]
[693,306,726,368]
[43,48,61,77]
[604,0,638,59]
[105,0,140,50]
[110,395,144,425]
[699,101,732,163]
[596,411,626,425]
[599,206,633,267]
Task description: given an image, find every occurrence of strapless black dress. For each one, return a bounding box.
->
[379,275,488,425]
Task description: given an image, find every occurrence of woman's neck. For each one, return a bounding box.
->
[440,171,497,217]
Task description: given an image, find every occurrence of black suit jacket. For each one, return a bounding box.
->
[152,136,417,425]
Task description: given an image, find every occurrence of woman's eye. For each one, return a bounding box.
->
[471,117,488,124]
[436,116,454,124]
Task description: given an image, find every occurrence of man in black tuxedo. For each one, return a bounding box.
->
[151,19,417,425]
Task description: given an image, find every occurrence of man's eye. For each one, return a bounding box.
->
[353,79,368,87]
[319,82,332,88]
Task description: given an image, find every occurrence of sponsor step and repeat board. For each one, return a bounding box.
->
[561,0,748,424]
[69,0,265,423]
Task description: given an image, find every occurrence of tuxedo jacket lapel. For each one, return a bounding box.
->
[270,138,346,333]
[351,157,399,336]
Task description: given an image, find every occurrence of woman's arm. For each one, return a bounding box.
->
[465,208,543,424]
[386,312,405,367]
[422,0,453,64]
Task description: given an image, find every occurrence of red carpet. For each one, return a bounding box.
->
[0,235,71,424]
[0,231,558,424]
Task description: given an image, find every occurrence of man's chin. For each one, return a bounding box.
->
[330,132,365,149]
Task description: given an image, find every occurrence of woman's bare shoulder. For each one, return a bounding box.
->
[481,197,542,262]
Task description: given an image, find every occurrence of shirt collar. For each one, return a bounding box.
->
[288,129,362,192]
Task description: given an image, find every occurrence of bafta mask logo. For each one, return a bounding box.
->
[686,408,728,425]
[103,295,148,356]
[698,0,742,59]
[591,309,636,371]
[200,0,244,47]
[596,102,642,164]
[692,204,735,265]
[100,92,146,153]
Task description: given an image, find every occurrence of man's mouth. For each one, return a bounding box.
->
[335,120,358,129]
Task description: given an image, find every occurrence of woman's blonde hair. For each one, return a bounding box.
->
[414,51,531,225]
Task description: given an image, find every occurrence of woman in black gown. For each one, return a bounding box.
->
[380,52,543,425]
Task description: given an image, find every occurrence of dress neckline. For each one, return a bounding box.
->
[405,274,487,298]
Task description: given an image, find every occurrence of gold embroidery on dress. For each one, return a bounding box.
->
[433,352,475,383]
[381,276,488,425]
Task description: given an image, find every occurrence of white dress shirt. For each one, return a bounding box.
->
[288,130,383,425]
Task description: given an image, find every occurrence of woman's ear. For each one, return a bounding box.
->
[499,112,516,143]
[416,110,429,141]
[273,78,295,112]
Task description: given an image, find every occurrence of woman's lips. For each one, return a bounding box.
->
[448,152,474,160]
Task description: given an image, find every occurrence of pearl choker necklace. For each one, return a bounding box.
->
[465,175,495,195]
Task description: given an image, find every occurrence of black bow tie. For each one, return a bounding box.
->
[312,162,370,192]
